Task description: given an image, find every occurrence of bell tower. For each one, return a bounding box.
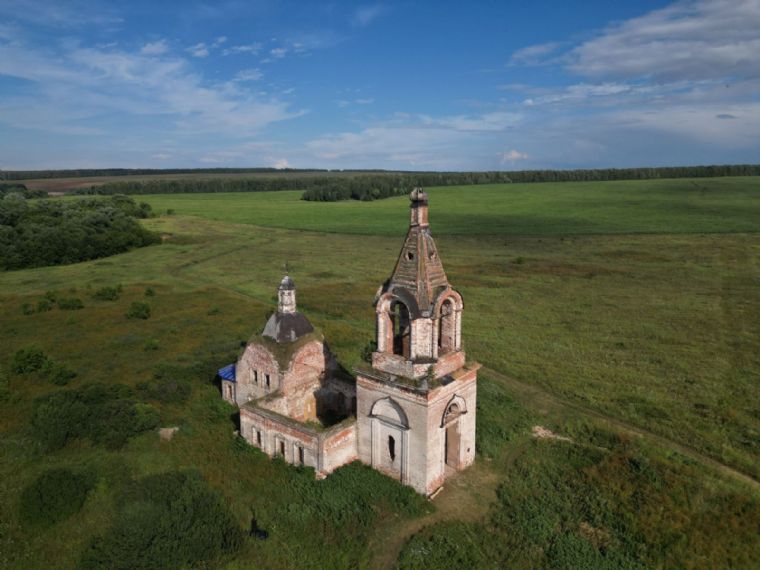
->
[356,188,479,496]
[371,188,465,381]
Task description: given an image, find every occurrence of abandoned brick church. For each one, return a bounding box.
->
[219,188,479,495]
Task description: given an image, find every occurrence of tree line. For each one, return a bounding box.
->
[61,164,760,202]
[0,195,160,270]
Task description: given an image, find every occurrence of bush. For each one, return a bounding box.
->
[36,298,53,312]
[92,285,122,301]
[42,360,77,386]
[136,364,192,404]
[396,521,486,570]
[20,302,34,315]
[143,338,159,351]
[144,287,155,297]
[126,302,150,319]
[58,298,84,310]
[30,383,160,451]
[80,470,243,570]
[19,468,96,527]
[11,346,48,374]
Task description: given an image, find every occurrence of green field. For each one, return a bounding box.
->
[1,177,759,568]
[140,177,760,235]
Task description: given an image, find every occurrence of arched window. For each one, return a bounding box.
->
[388,435,396,462]
[391,301,411,358]
[438,298,455,354]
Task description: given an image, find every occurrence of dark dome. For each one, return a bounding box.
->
[279,275,295,290]
[262,311,314,343]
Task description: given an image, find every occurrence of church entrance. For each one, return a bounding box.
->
[445,422,460,468]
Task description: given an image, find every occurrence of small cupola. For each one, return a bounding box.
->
[262,275,314,343]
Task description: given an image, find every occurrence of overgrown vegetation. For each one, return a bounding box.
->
[11,346,77,385]
[0,195,159,270]
[136,364,192,404]
[92,285,122,301]
[0,180,758,568]
[19,468,96,527]
[30,383,160,450]
[397,425,760,569]
[125,301,150,319]
[80,470,242,570]
[0,182,47,199]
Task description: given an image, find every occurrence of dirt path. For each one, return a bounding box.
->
[366,459,504,570]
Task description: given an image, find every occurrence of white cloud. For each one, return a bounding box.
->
[501,150,529,162]
[0,40,304,136]
[140,39,169,56]
[508,42,562,66]
[273,158,291,169]
[269,47,287,58]
[352,5,386,27]
[222,43,261,56]
[213,36,227,46]
[567,0,760,81]
[234,68,263,82]
[187,42,209,58]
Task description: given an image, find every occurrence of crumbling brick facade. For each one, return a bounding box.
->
[221,188,477,495]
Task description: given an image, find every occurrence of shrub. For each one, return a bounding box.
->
[396,521,486,569]
[80,470,243,570]
[144,287,155,297]
[30,383,160,451]
[360,340,377,363]
[143,338,159,351]
[136,365,192,404]
[42,360,77,386]
[20,302,34,315]
[58,298,84,310]
[92,285,122,301]
[11,346,48,374]
[19,468,96,527]
[126,302,150,319]
[36,298,53,312]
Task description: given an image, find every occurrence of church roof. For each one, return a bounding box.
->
[262,311,314,343]
[382,188,450,314]
[218,363,236,382]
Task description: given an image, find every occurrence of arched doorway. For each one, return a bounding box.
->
[441,396,466,471]
[370,397,409,482]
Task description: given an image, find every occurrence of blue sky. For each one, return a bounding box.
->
[0,0,758,170]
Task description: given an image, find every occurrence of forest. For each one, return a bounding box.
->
[0,195,160,270]
[60,164,760,201]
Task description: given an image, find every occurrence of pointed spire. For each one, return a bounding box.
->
[386,189,448,313]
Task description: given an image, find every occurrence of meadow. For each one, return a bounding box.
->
[1,177,759,568]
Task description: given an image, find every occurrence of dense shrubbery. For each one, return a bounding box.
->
[57,297,84,310]
[0,195,160,270]
[125,301,150,319]
[397,424,760,569]
[92,284,122,301]
[136,364,192,404]
[19,468,96,527]
[0,182,47,199]
[11,346,49,374]
[80,470,243,570]
[61,164,760,202]
[270,461,431,531]
[30,383,159,450]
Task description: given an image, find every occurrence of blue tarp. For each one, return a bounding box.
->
[218,363,236,382]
